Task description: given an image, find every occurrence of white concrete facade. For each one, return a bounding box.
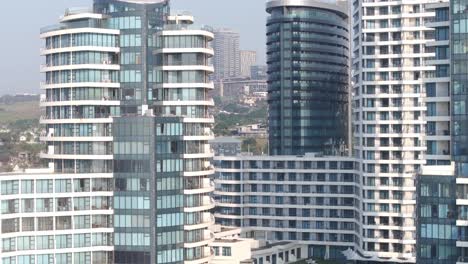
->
[213,154,362,260]
[0,169,114,264]
[352,0,441,261]
[157,15,217,264]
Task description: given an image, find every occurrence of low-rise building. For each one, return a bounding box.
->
[217,78,267,99]
[210,137,242,156]
[236,124,267,138]
[212,224,308,264]
[0,166,114,263]
[214,153,362,261]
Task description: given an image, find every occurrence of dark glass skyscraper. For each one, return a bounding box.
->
[416,166,458,264]
[451,0,468,259]
[451,0,468,167]
[266,0,350,156]
[94,0,169,114]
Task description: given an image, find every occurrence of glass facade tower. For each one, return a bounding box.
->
[416,166,458,264]
[93,0,169,114]
[451,0,468,166]
[451,0,468,261]
[266,0,350,156]
[33,1,216,264]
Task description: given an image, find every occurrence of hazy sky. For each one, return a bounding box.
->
[0,0,266,95]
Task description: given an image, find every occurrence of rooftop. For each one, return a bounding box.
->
[252,241,292,251]
[210,137,242,144]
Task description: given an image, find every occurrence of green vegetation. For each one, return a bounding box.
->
[242,137,268,155]
[0,95,42,172]
[213,103,267,135]
[0,101,40,123]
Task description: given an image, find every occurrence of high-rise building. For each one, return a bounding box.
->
[112,14,216,263]
[451,0,468,260]
[424,0,451,166]
[39,9,122,263]
[0,1,216,264]
[240,50,257,77]
[416,165,458,263]
[352,0,437,260]
[250,65,268,80]
[212,28,241,80]
[267,0,350,156]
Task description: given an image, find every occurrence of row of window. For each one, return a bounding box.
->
[45,33,117,49]
[114,233,150,246]
[2,197,111,214]
[2,233,112,252]
[2,252,111,264]
[1,179,111,195]
[220,184,357,195]
[219,160,356,170]
[45,70,118,84]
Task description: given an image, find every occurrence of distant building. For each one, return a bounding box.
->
[236,124,267,138]
[213,28,241,80]
[219,77,267,99]
[267,0,350,156]
[250,65,267,80]
[240,50,257,77]
[210,137,242,156]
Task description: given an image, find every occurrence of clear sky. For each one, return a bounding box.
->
[0,0,266,95]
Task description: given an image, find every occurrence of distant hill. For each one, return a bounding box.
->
[0,94,40,104]
[0,94,41,123]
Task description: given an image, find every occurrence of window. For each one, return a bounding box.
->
[436,65,449,77]
[222,247,232,256]
[37,235,54,250]
[36,180,52,193]
[454,101,465,115]
[426,83,436,97]
[435,8,449,21]
[427,103,436,116]
[109,16,142,29]
[21,180,33,194]
[55,179,71,193]
[1,181,19,195]
[435,46,449,59]
[435,27,449,40]
[120,34,142,47]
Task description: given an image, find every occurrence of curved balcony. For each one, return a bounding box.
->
[184,179,215,195]
[184,246,213,264]
[153,99,215,107]
[40,46,120,56]
[40,63,120,73]
[40,153,113,160]
[184,230,214,248]
[154,47,214,57]
[154,82,214,90]
[184,196,215,213]
[40,99,120,107]
[40,136,113,142]
[184,212,215,231]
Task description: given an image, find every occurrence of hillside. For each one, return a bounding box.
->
[0,96,41,123]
